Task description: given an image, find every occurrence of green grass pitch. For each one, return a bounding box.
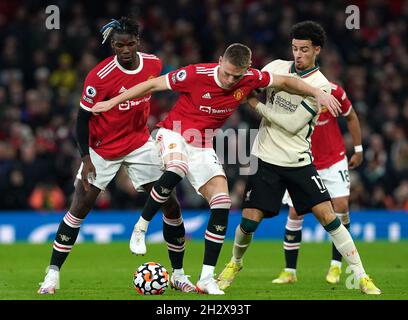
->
[1,241,407,300]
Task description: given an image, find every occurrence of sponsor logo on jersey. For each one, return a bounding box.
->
[233,88,244,100]
[202,92,212,99]
[86,85,97,98]
[275,95,298,112]
[118,96,152,110]
[199,105,234,114]
[199,106,211,113]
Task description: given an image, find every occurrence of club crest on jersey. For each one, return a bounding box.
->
[233,88,244,100]
[176,70,187,82]
[85,85,97,98]
[168,143,177,149]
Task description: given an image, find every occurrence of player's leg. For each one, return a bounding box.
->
[133,129,188,240]
[312,202,380,294]
[218,158,284,290]
[286,164,380,294]
[326,196,350,284]
[38,149,120,294]
[143,182,196,293]
[272,203,302,284]
[319,159,351,284]
[38,182,100,294]
[217,207,263,290]
[196,175,231,295]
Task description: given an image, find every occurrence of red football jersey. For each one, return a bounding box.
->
[158,63,273,147]
[311,82,352,170]
[80,53,161,159]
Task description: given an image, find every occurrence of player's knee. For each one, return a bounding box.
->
[286,216,304,230]
[335,212,350,225]
[209,193,231,209]
[165,159,189,178]
[240,217,260,234]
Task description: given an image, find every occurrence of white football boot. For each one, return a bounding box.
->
[38,268,60,294]
[196,275,225,295]
[170,273,197,293]
[129,224,147,255]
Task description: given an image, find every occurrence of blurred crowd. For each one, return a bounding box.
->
[0,0,407,211]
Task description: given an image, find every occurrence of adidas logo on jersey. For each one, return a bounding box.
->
[202,92,212,99]
[119,86,127,93]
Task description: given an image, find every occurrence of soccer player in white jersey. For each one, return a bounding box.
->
[92,43,340,294]
[217,21,381,295]
[38,17,196,295]
[272,81,363,285]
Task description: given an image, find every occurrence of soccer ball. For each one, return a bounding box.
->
[133,262,169,295]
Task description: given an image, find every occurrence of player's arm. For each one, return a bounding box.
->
[75,108,96,191]
[247,95,314,135]
[345,108,363,169]
[269,74,341,117]
[92,75,168,113]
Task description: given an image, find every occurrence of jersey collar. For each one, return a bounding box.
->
[213,65,228,89]
[114,52,143,74]
[290,62,320,78]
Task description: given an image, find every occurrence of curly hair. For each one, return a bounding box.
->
[290,21,326,47]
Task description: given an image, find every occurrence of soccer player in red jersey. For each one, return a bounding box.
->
[93,43,340,294]
[38,17,196,295]
[273,81,364,285]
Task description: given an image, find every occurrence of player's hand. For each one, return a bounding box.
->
[81,155,96,191]
[246,91,260,109]
[92,101,114,114]
[348,152,363,169]
[316,90,341,117]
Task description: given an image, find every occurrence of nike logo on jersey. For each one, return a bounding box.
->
[202,92,212,99]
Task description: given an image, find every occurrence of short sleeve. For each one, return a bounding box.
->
[252,69,273,89]
[339,87,352,116]
[79,73,109,111]
[165,65,197,92]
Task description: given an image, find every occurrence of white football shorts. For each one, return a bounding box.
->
[156,127,226,194]
[76,137,163,191]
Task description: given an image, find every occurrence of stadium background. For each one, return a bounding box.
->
[0,0,407,244]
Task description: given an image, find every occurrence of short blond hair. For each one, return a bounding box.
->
[223,43,252,68]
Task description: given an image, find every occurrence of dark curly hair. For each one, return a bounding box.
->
[290,21,326,47]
